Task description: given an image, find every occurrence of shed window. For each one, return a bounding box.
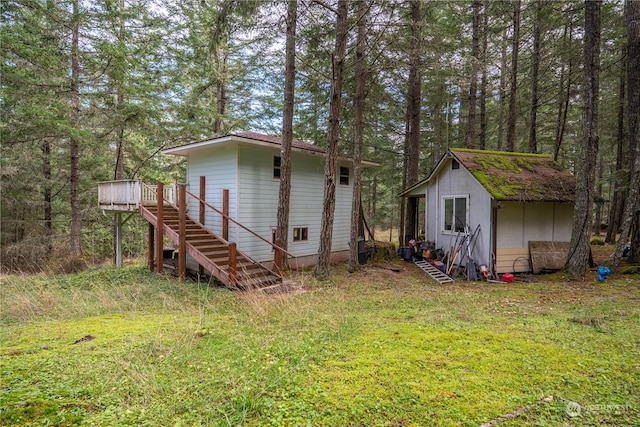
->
[293,226,308,242]
[339,166,349,185]
[451,159,460,170]
[273,156,281,179]
[443,196,467,232]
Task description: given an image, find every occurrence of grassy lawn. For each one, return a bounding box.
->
[1,262,639,426]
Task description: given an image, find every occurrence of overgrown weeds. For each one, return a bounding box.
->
[1,262,638,426]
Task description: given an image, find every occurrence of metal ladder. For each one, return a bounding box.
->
[414,260,455,284]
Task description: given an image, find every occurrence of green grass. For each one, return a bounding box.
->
[1,263,639,426]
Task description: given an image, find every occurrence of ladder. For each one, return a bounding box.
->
[414,260,455,284]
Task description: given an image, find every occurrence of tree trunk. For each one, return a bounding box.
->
[594,154,604,235]
[566,0,601,276]
[214,46,228,135]
[506,0,521,152]
[402,0,422,246]
[69,0,82,258]
[114,0,126,181]
[314,0,348,278]
[348,0,367,273]
[113,0,126,266]
[478,0,488,150]
[606,54,627,243]
[466,0,481,149]
[554,18,574,161]
[612,0,640,267]
[497,26,508,151]
[529,0,541,154]
[371,173,377,240]
[42,139,52,252]
[276,0,297,271]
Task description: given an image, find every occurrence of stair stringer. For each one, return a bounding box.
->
[139,205,281,288]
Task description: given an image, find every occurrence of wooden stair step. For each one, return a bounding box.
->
[142,204,281,290]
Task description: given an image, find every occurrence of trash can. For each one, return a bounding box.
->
[357,237,367,265]
[399,246,412,261]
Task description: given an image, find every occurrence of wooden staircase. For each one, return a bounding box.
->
[140,205,282,289]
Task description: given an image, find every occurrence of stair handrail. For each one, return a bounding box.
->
[184,189,296,259]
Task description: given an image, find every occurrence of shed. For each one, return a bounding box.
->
[163,131,377,268]
[400,149,576,274]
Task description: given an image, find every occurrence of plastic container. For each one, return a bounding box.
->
[399,246,413,261]
[501,273,514,283]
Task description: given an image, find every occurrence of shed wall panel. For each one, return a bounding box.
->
[425,160,493,268]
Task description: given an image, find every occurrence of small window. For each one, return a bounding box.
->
[293,226,308,242]
[451,159,460,170]
[443,196,467,232]
[273,156,281,179]
[339,166,349,185]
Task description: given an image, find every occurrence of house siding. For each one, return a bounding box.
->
[236,144,353,263]
[186,145,239,242]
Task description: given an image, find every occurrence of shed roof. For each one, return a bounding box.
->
[401,149,576,202]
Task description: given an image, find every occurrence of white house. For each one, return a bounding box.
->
[163,131,376,268]
[400,149,576,275]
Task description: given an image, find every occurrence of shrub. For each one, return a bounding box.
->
[366,240,396,263]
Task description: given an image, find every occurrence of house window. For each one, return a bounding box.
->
[451,159,460,170]
[273,156,281,179]
[339,166,349,185]
[293,226,308,242]
[443,196,468,232]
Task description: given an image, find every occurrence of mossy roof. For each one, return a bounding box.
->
[450,149,576,202]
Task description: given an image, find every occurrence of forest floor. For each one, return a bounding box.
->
[1,253,639,426]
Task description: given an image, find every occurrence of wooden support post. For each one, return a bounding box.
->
[178,184,186,281]
[115,212,123,268]
[228,242,237,286]
[148,222,154,271]
[199,176,205,278]
[274,238,283,274]
[199,176,206,225]
[156,182,164,273]
[223,189,229,241]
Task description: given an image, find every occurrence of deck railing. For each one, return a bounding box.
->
[98,180,141,210]
[141,183,176,206]
[98,180,176,211]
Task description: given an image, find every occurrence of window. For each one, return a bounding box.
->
[451,159,460,170]
[443,196,467,232]
[273,156,281,179]
[293,226,308,242]
[339,166,349,185]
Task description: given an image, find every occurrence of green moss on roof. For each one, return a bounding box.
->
[449,149,575,202]
[451,148,548,158]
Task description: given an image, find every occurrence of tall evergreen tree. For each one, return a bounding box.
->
[612,0,640,266]
[348,0,368,273]
[314,0,348,279]
[401,0,423,245]
[276,0,297,270]
[566,0,602,276]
